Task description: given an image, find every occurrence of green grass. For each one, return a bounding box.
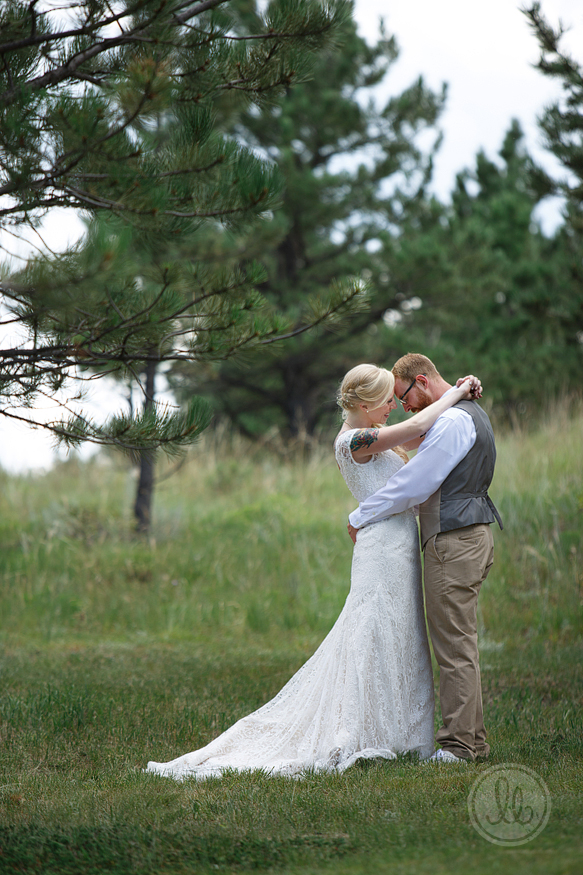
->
[0,410,582,874]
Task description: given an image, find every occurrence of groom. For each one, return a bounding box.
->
[348,353,502,763]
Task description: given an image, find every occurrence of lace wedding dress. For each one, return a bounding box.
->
[146,432,434,779]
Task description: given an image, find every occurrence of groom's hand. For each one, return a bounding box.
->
[456,374,482,398]
[347,523,358,544]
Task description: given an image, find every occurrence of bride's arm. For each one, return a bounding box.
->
[350,377,479,461]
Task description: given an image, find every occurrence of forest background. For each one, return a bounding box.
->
[1,0,582,470]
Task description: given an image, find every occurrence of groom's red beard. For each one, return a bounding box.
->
[407,387,433,413]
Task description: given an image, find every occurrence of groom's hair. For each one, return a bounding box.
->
[392,353,440,382]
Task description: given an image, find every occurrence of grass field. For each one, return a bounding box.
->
[0,406,582,874]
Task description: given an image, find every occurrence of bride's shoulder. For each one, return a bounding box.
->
[334,428,357,458]
[335,428,387,467]
[334,427,357,448]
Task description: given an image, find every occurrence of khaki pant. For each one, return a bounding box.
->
[423,523,494,761]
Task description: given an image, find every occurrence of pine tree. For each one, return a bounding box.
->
[168,8,445,437]
[523,3,583,364]
[381,7,583,417]
[378,120,582,417]
[0,0,365,456]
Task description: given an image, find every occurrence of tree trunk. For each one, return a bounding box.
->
[134,357,157,533]
[282,366,320,438]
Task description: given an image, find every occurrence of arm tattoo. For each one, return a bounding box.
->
[350,428,380,453]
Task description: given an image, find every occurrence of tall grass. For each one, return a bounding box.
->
[0,405,581,874]
[484,400,583,646]
[0,430,357,648]
[1,404,581,651]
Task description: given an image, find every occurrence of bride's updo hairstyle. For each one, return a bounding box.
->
[337,363,409,464]
[337,363,394,422]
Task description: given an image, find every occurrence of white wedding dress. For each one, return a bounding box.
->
[146,432,434,779]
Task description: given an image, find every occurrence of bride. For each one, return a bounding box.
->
[146,365,480,779]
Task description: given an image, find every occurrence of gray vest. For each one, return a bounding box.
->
[419,399,503,548]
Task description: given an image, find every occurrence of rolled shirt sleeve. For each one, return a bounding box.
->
[348,406,477,529]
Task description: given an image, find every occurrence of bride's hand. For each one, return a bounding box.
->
[456,375,482,399]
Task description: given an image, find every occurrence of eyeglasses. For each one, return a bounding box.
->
[397,377,419,406]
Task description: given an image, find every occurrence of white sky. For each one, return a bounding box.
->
[353,0,583,228]
[1,0,582,472]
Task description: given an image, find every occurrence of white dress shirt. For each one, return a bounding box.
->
[348,400,477,529]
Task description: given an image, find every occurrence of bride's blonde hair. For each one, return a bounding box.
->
[337,363,394,418]
[337,364,409,464]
